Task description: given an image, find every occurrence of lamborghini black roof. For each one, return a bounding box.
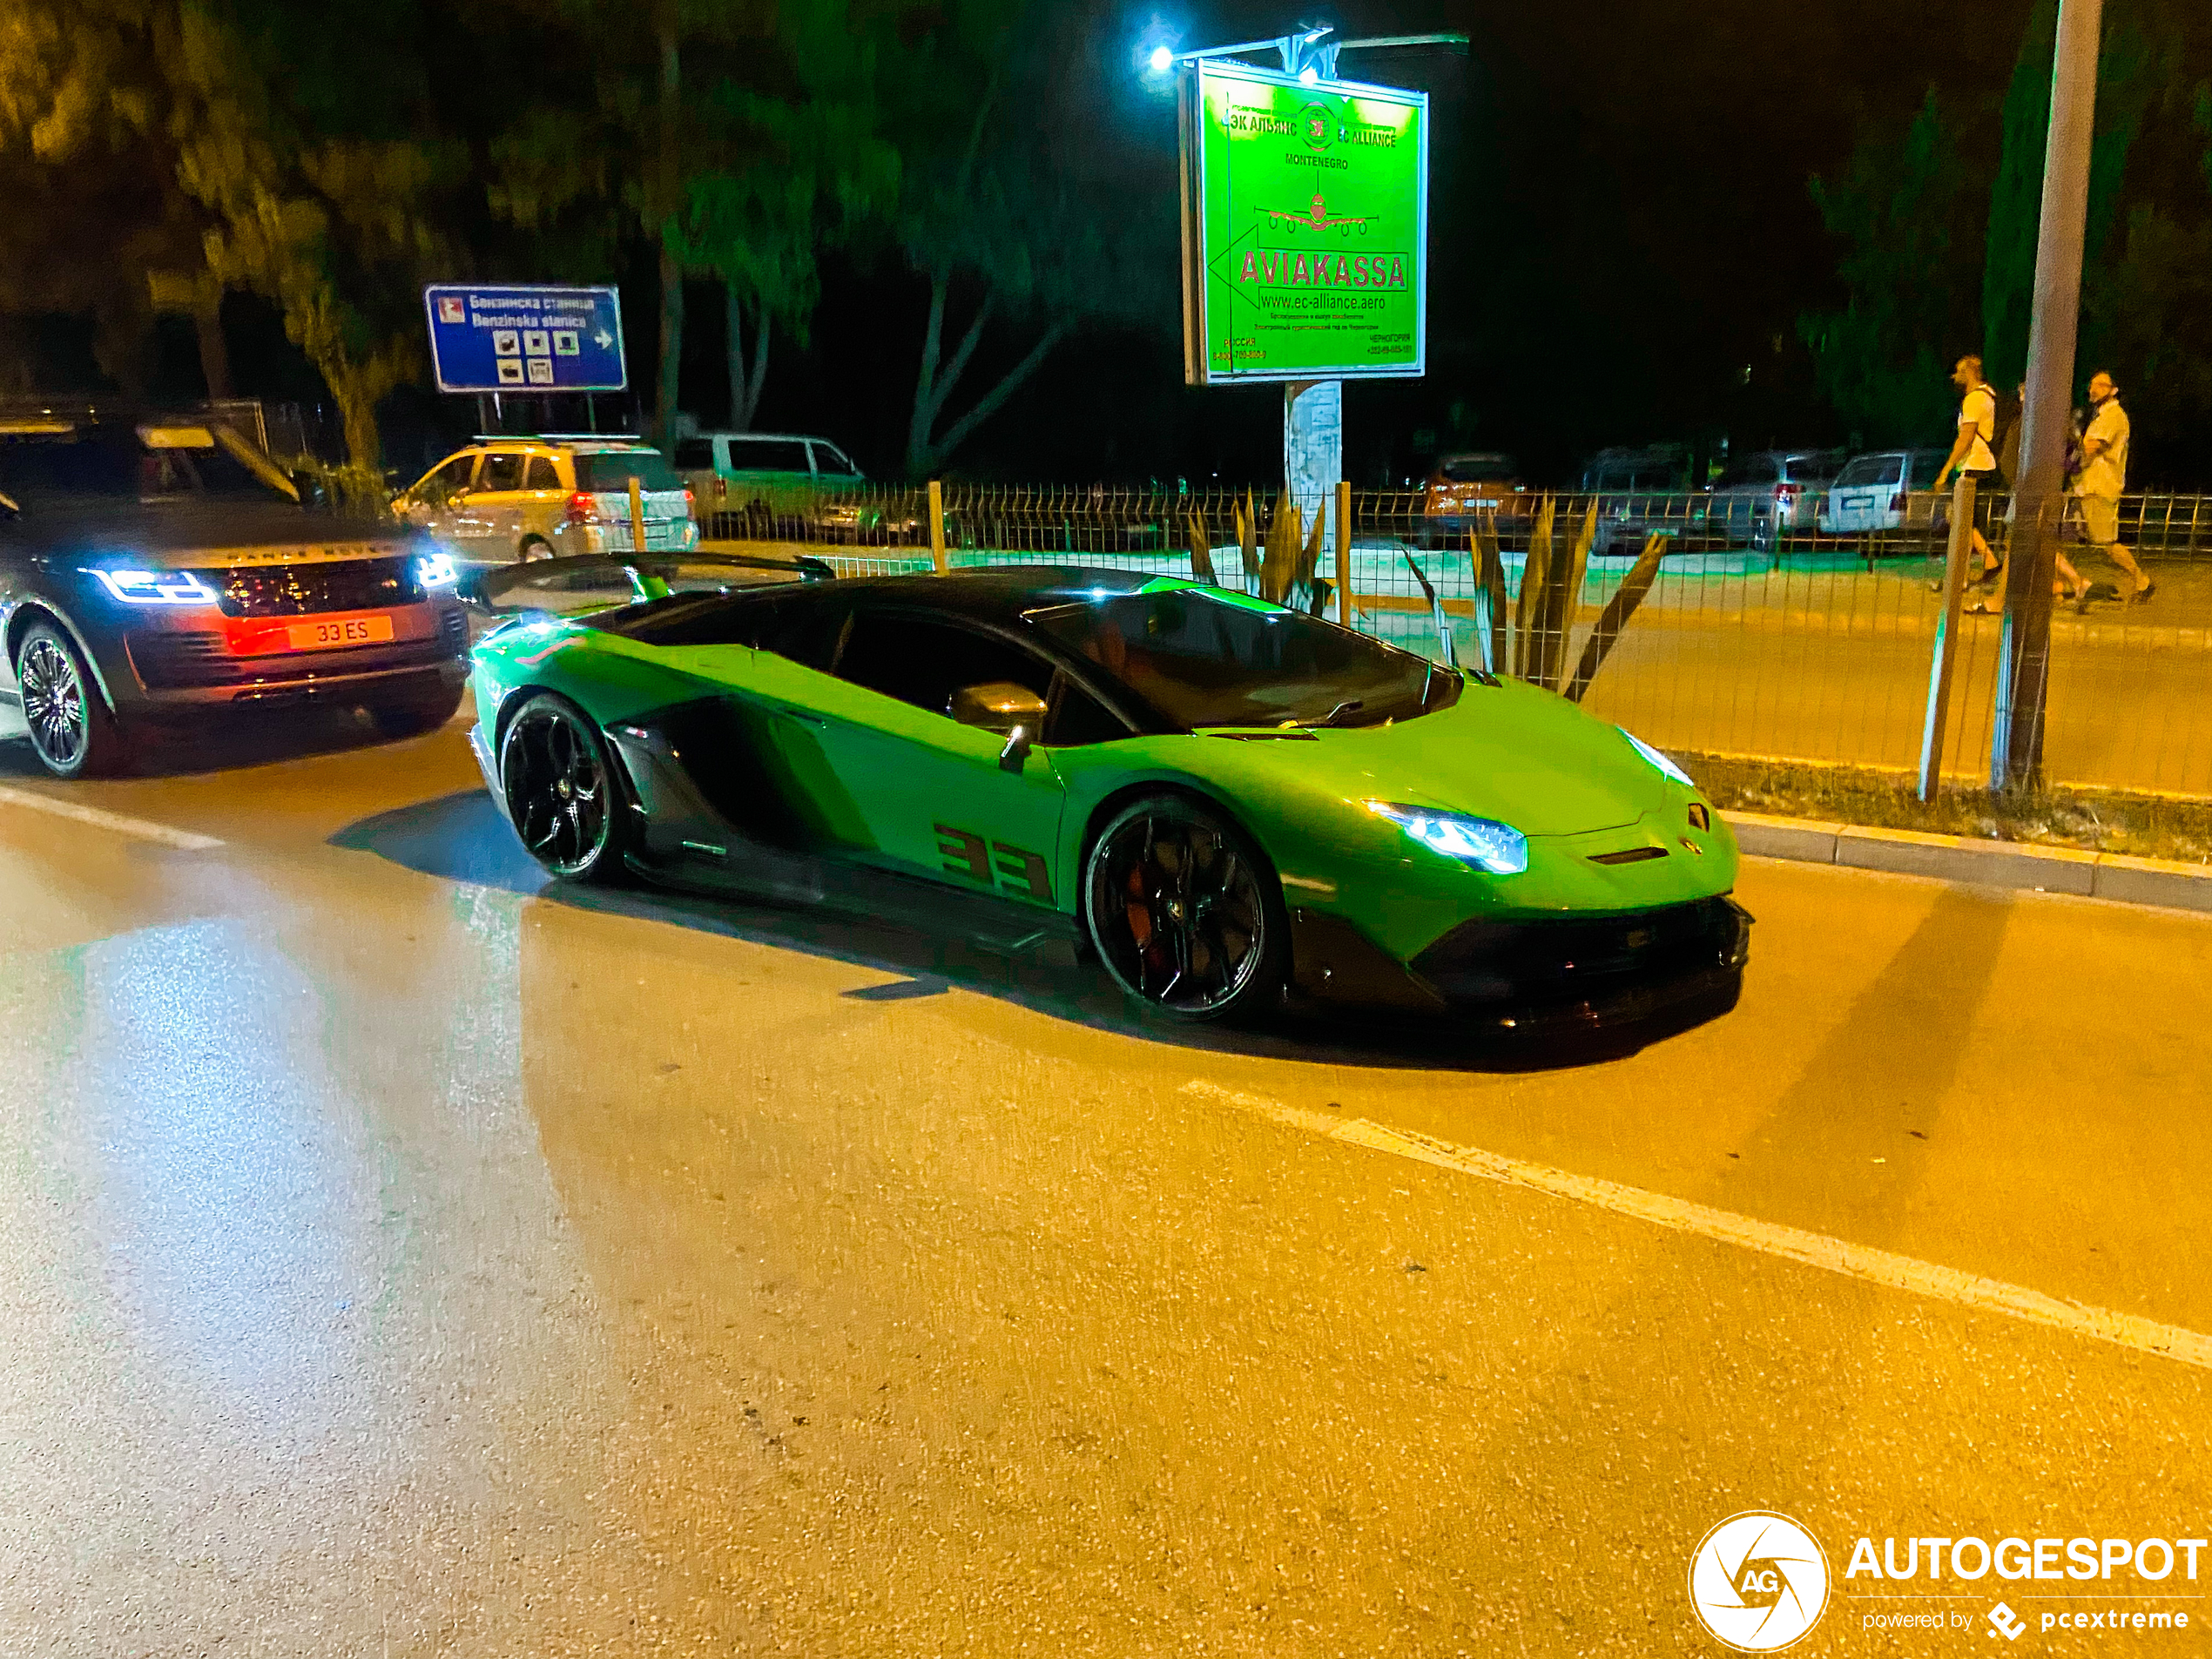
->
[580,562,1174,644]
[802,564,1163,624]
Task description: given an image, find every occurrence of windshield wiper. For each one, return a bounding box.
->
[1195,699,1368,732]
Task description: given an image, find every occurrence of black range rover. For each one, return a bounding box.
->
[0,412,469,778]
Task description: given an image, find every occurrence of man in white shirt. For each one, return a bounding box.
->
[2072,371,2149,601]
[1931,354,2001,585]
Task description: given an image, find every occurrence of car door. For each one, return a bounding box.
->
[461,449,529,559]
[802,606,1069,907]
[807,441,864,485]
[402,453,479,549]
[1828,455,1901,532]
[672,435,719,508]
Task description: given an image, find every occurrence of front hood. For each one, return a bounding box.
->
[1242,679,1674,836]
[6,500,413,567]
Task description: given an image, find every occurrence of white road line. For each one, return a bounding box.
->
[1181,1079,2212,1373]
[0,786,224,852]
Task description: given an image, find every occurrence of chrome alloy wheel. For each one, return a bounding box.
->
[500,699,614,878]
[1086,803,1272,1017]
[18,632,90,773]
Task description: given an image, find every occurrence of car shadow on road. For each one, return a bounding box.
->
[329,789,1734,1076]
[0,708,411,781]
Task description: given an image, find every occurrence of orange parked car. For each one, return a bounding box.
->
[1420,452,1532,546]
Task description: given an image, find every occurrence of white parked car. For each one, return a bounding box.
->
[1817,448,1946,537]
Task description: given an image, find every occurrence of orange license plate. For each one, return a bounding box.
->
[285,615,395,651]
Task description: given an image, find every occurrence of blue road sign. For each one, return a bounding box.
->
[423,285,627,393]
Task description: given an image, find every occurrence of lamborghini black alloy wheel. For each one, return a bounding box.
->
[1085,796,1283,1020]
[501,695,622,880]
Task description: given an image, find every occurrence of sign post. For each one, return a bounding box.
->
[423,285,629,408]
[1177,37,1439,590]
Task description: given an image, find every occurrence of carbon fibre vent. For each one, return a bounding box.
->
[1588,846,1669,866]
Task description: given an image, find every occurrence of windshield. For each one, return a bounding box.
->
[1836,454,1903,487]
[0,426,296,508]
[1780,450,1844,482]
[573,450,684,491]
[1716,457,1778,488]
[1438,454,1517,482]
[1027,589,1459,730]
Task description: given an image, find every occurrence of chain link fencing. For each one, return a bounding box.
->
[698,482,2212,799]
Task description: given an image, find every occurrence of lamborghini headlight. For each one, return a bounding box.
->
[1620,727,1694,787]
[1366,801,1528,874]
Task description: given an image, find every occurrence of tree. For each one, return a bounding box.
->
[171,1,458,474]
[673,2,900,429]
[0,0,455,470]
[487,0,791,444]
[1983,0,2172,389]
[1799,92,1983,445]
[0,0,232,398]
[886,0,1172,476]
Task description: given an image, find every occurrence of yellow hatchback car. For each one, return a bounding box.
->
[394,436,699,564]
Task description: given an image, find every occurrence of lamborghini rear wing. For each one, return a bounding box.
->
[465,549,834,609]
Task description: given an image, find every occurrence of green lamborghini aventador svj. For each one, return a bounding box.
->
[466,556,1749,1026]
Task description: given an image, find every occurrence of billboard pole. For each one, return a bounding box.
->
[1280,33,1343,544]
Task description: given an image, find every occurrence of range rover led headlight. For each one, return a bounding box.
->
[1366,801,1528,874]
[87,566,219,606]
[415,550,459,589]
[1620,726,1695,787]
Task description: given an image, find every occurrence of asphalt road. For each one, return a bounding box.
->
[3,705,2209,1656]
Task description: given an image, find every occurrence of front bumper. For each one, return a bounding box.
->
[106,598,471,713]
[1291,896,1751,1028]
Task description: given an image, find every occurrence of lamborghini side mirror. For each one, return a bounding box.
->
[999,725,1033,773]
[948,680,1048,736]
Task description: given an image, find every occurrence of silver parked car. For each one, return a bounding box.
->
[394,437,699,563]
[1707,448,1846,548]
[1817,448,1947,538]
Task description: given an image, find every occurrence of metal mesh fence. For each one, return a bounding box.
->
[696,483,2212,799]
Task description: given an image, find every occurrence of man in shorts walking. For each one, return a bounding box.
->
[1931,354,2003,585]
[2071,371,2150,603]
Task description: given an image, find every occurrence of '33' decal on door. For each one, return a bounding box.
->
[934,823,1053,903]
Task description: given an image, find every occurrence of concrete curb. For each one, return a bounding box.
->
[1723,810,2212,914]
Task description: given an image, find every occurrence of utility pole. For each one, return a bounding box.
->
[1991,0,2102,791]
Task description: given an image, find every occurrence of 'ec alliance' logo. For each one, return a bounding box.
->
[1689,1512,1831,1651]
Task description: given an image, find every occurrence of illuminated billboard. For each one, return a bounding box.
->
[1179,59,1429,384]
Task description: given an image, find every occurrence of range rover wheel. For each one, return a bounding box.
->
[15,622,125,779]
[1083,793,1287,1022]
[498,692,629,881]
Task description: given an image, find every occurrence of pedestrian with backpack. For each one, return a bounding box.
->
[1994,381,2094,606]
[1931,355,2003,587]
